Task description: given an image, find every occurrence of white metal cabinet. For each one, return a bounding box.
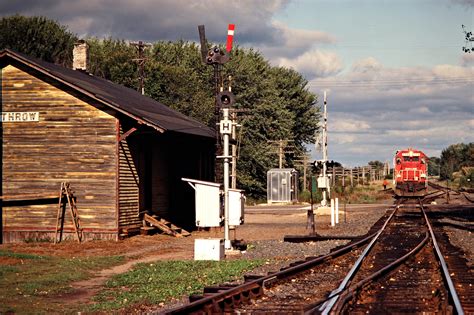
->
[182,178,222,227]
[229,189,244,226]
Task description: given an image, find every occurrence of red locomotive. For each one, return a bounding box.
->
[393,148,428,197]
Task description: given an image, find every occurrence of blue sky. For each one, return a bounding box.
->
[275,0,469,68]
[1,0,473,166]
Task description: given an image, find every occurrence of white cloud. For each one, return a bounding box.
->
[452,0,474,7]
[308,59,474,165]
[0,0,290,44]
[278,49,343,79]
[460,53,474,66]
[351,57,383,73]
[331,119,370,132]
[410,106,431,114]
[1,0,341,75]
[331,134,357,144]
[433,64,474,78]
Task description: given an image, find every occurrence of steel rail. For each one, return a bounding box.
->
[165,204,404,314]
[316,200,465,315]
[317,203,400,315]
[421,204,465,314]
[324,232,429,314]
[165,230,379,314]
[428,182,461,195]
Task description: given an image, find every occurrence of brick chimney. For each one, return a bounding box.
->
[72,40,89,71]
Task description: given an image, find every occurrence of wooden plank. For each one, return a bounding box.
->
[144,213,182,237]
[0,194,58,200]
[1,65,118,240]
[143,214,190,237]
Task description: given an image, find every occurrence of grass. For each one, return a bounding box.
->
[0,249,124,314]
[339,181,391,204]
[89,259,265,312]
[0,249,46,260]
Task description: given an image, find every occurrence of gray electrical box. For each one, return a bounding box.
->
[267,168,299,204]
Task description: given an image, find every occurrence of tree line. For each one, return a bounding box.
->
[0,15,321,198]
[428,143,474,187]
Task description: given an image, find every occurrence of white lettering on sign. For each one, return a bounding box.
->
[0,112,39,122]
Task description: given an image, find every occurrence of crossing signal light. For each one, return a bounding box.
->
[313,160,323,173]
[313,160,338,170]
[313,160,323,168]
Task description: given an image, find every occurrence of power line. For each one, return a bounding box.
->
[307,77,473,88]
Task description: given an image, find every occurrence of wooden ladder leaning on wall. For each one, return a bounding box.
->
[54,182,83,244]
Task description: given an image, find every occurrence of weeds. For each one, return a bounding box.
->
[90,259,264,311]
[0,249,45,260]
[0,252,124,314]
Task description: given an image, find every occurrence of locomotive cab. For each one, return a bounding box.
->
[394,149,428,197]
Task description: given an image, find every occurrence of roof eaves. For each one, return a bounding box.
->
[1,49,166,133]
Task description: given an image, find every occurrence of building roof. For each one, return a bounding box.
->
[0,49,215,139]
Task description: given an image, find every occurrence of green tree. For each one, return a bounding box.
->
[1,15,321,198]
[146,41,215,125]
[427,156,440,176]
[439,143,474,179]
[368,160,384,170]
[87,37,137,90]
[0,15,77,66]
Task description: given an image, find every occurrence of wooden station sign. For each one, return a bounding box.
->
[1,112,40,122]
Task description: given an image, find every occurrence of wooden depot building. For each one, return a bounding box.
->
[0,47,215,243]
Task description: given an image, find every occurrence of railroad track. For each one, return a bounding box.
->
[165,199,472,314]
[428,181,474,203]
[325,199,470,314]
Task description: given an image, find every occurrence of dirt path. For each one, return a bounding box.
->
[59,243,193,304]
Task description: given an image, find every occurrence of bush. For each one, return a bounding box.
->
[299,189,322,203]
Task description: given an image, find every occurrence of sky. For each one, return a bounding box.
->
[1,0,473,167]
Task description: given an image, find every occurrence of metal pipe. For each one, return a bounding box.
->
[223,108,231,249]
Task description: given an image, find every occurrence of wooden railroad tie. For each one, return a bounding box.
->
[55,182,83,244]
[142,213,190,238]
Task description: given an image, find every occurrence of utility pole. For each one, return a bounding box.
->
[279,140,284,168]
[268,139,295,168]
[294,154,311,191]
[131,41,151,95]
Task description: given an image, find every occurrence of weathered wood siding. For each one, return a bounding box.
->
[1,65,118,242]
[117,132,214,231]
[118,125,140,230]
[118,133,171,230]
